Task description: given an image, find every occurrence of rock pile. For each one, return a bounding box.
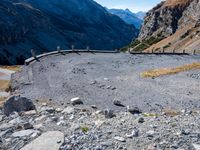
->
[1,96,200,150]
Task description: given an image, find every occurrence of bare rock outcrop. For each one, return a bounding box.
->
[130,0,200,53]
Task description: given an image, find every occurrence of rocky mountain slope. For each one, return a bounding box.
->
[108,9,143,29]
[130,0,200,53]
[0,0,138,65]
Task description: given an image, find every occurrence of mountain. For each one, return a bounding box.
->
[130,0,200,53]
[135,11,146,20]
[108,8,143,29]
[0,0,138,65]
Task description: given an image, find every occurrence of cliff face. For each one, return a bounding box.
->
[138,0,193,40]
[0,0,138,65]
[131,0,200,53]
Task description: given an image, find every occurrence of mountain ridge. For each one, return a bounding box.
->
[0,0,138,65]
[108,8,144,29]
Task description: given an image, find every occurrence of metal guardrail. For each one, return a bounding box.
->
[25,49,119,65]
[25,47,199,66]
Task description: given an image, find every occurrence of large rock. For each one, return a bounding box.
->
[21,131,64,150]
[3,96,36,116]
[12,129,39,138]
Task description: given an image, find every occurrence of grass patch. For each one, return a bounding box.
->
[0,80,11,92]
[0,97,7,107]
[163,108,181,117]
[141,62,200,78]
[0,65,21,71]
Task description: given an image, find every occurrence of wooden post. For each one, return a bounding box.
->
[86,46,90,51]
[173,49,175,53]
[193,50,196,55]
[71,45,75,51]
[152,49,154,53]
[57,46,61,53]
[162,49,165,53]
[31,49,37,59]
[183,50,185,54]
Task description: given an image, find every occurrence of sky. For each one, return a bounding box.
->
[94,0,161,12]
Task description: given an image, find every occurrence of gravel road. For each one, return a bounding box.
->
[12,53,200,113]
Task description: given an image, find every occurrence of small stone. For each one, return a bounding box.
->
[62,107,75,114]
[91,105,98,109]
[138,117,145,123]
[35,115,47,122]
[146,130,155,137]
[41,106,55,113]
[23,122,33,129]
[9,117,24,125]
[12,129,39,138]
[193,143,200,150]
[23,110,37,116]
[34,123,43,129]
[104,109,115,118]
[69,115,74,120]
[57,120,66,126]
[111,87,116,90]
[126,128,139,138]
[42,103,47,106]
[113,100,125,107]
[55,108,63,112]
[114,136,126,142]
[0,115,3,122]
[71,97,83,105]
[31,132,39,138]
[127,106,142,114]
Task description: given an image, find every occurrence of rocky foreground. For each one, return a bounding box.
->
[1,96,200,150]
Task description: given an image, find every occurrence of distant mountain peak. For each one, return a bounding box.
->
[108,8,143,29]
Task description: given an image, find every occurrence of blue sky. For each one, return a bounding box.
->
[94,0,161,12]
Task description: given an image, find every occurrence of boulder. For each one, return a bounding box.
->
[3,96,36,116]
[12,129,39,138]
[21,131,64,150]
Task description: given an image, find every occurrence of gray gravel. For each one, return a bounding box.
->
[12,52,200,113]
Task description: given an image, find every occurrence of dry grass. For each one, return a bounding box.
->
[163,108,181,117]
[0,97,7,107]
[0,65,21,72]
[0,80,11,92]
[141,62,200,78]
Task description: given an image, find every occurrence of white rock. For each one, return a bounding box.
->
[70,97,83,105]
[114,136,126,142]
[55,108,63,112]
[35,115,47,122]
[62,107,75,114]
[34,123,43,129]
[193,143,200,150]
[12,129,39,138]
[57,120,66,126]
[21,131,64,150]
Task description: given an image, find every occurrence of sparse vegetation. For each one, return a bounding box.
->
[0,80,11,92]
[0,65,21,72]
[129,36,164,52]
[141,62,200,78]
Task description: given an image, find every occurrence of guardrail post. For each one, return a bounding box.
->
[193,50,196,55]
[57,46,61,53]
[86,46,90,51]
[71,45,75,51]
[31,49,37,60]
